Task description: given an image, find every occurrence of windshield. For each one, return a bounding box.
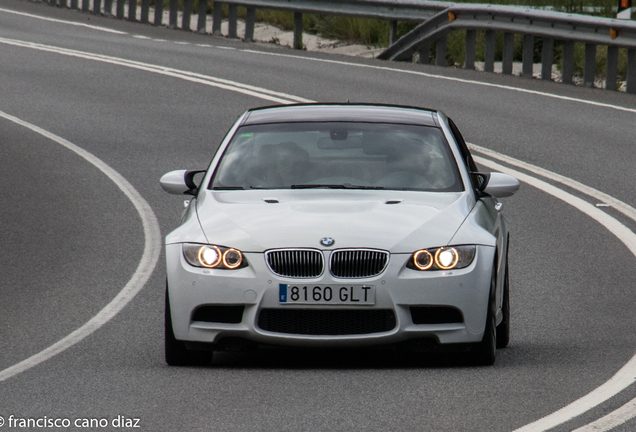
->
[209,122,463,192]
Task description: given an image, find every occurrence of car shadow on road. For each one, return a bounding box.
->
[209,347,484,370]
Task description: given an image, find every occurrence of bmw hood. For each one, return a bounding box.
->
[192,190,475,253]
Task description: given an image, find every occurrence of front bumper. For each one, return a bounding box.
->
[166,244,495,348]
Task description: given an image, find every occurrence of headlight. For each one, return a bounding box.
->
[413,249,434,270]
[407,245,475,271]
[222,248,242,269]
[182,244,247,270]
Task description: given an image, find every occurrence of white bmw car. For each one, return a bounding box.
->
[160,104,519,366]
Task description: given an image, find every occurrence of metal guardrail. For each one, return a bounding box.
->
[377,4,636,92]
[45,0,636,93]
[47,0,446,47]
[212,0,448,20]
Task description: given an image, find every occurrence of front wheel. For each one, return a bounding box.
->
[496,259,510,348]
[165,286,212,366]
[470,265,497,366]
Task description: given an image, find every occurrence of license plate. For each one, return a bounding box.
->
[279,284,375,305]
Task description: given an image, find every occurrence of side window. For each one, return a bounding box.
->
[448,119,484,191]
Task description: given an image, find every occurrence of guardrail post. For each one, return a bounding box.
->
[183,0,193,31]
[103,0,112,15]
[562,40,574,84]
[93,0,101,14]
[502,33,514,75]
[49,0,56,7]
[212,2,223,36]
[627,48,636,94]
[484,30,495,73]
[128,0,136,21]
[82,0,89,12]
[584,43,596,87]
[606,46,618,91]
[140,0,150,23]
[60,0,68,8]
[169,0,179,29]
[154,0,163,25]
[197,1,208,34]
[541,37,554,80]
[389,21,398,45]
[245,8,256,42]
[228,4,238,38]
[71,0,78,10]
[418,44,430,65]
[294,12,304,49]
[465,29,476,70]
[116,0,124,19]
[522,34,534,78]
[435,34,447,67]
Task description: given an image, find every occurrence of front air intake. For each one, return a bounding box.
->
[258,309,396,335]
[191,305,245,324]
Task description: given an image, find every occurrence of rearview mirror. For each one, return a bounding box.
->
[480,172,520,198]
[160,170,205,196]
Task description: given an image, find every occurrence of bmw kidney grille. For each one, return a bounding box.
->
[266,249,324,278]
[330,249,389,278]
[266,249,389,278]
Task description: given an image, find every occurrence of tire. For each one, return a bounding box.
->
[165,286,212,366]
[496,259,510,348]
[470,265,497,366]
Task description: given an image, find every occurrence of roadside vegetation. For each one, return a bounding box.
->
[156,0,629,85]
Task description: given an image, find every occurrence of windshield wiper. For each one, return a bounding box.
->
[212,186,246,190]
[291,183,385,190]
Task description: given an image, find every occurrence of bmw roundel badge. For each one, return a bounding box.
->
[320,237,335,247]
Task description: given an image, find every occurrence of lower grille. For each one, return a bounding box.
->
[258,309,396,335]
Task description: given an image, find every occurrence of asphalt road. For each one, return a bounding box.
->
[1,1,636,431]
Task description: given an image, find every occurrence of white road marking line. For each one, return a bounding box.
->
[0,37,311,105]
[240,49,636,114]
[572,399,636,431]
[469,143,636,227]
[0,6,128,34]
[174,41,190,45]
[133,35,152,40]
[4,2,635,114]
[470,145,636,431]
[0,25,634,430]
[0,111,161,383]
[473,155,636,432]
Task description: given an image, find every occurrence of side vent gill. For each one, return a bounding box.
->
[263,198,279,204]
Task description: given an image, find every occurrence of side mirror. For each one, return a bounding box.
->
[477,172,520,198]
[160,170,205,196]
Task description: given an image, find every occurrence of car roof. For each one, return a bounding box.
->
[242,104,439,127]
